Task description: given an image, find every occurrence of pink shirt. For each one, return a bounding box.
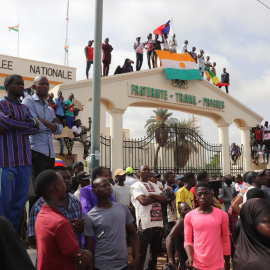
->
[184,207,230,270]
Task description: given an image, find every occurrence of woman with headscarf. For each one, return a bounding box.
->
[233,198,270,270]
[121,58,134,73]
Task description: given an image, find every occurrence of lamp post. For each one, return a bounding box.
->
[90,0,103,179]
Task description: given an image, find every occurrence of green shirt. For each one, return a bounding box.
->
[64,100,74,117]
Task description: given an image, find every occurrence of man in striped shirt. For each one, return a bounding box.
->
[0,74,39,232]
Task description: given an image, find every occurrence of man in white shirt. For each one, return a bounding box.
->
[169,34,178,53]
[130,165,167,270]
[161,34,169,51]
[72,119,90,156]
[133,37,144,71]
[180,40,189,53]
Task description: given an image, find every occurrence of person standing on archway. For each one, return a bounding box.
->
[145,33,155,69]
[85,40,94,79]
[102,38,113,76]
[133,37,144,71]
[219,68,230,94]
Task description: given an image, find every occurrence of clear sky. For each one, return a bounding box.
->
[1,0,270,145]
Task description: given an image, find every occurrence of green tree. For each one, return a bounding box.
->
[166,119,200,168]
[205,153,221,170]
[144,109,177,169]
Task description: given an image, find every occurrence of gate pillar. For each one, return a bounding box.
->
[240,127,251,173]
[109,109,125,173]
[218,124,230,175]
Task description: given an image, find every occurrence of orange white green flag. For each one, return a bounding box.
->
[64,45,69,52]
[155,50,202,81]
[8,25,19,32]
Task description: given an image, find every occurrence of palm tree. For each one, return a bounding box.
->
[166,119,200,168]
[145,109,177,169]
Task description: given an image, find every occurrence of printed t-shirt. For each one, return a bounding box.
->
[176,186,194,218]
[263,126,270,141]
[84,202,133,270]
[145,39,155,51]
[132,181,163,222]
[64,100,74,117]
[35,205,79,270]
[134,42,144,54]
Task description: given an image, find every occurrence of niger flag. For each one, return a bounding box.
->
[155,50,202,81]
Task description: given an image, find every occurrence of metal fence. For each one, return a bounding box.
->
[87,135,111,170]
[123,126,222,179]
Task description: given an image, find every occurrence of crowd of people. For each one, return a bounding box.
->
[0,74,270,270]
[250,121,270,165]
[84,34,230,93]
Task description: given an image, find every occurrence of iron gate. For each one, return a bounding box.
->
[123,126,222,177]
[87,135,111,170]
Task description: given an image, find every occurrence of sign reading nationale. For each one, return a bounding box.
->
[0,54,76,83]
[129,84,225,110]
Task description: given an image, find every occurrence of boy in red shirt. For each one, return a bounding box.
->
[35,169,92,270]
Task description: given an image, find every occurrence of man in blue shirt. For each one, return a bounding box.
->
[54,90,65,122]
[22,76,63,209]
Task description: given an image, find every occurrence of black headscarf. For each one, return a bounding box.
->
[233,198,270,270]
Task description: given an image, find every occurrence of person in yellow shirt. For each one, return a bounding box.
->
[176,173,196,218]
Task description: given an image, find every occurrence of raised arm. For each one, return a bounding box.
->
[166,219,184,268]
[231,194,243,216]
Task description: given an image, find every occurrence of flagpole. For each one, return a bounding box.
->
[17,23,19,57]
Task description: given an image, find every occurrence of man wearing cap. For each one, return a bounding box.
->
[125,167,139,186]
[74,172,91,201]
[149,172,163,190]
[113,169,131,207]
[133,37,144,71]
[174,175,184,193]
[176,173,196,218]
[130,165,167,270]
